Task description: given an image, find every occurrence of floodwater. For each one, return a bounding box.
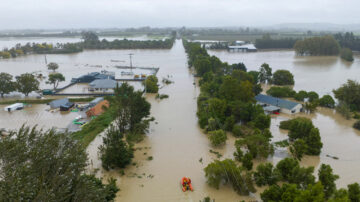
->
[0,104,79,131]
[2,37,360,200]
[208,49,360,96]
[86,40,257,201]
[0,35,165,49]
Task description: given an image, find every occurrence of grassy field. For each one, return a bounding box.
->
[72,107,115,147]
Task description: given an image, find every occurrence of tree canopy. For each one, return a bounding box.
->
[0,126,118,201]
[0,72,15,97]
[47,73,65,90]
[15,73,40,96]
[294,36,340,56]
[272,69,295,85]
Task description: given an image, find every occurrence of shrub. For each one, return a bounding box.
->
[294,90,308,101]
[319,95,335,108]
[341,48,354,62]
[242,152,253,170]
[208,129,227,146]
[272,70,295,85]
[353,120,360,130]
[266,86,295,98]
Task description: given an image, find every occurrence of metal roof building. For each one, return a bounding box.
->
[255,94,303,114]
[89,79,117,91]
[49,98,70,109]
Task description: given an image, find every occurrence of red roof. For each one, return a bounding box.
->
[86,100,109,117]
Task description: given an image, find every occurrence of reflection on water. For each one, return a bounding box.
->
[208,49,360,96]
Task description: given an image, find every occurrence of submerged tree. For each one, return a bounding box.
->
[99,125,134,170]
[144,75,159,93]
[46,73,65,90]
[0,126,118,201]
[47,62,59,72]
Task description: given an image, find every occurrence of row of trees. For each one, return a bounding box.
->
[0,32,176,60]
[0,63,67,97]
[334,32,360,51]
[184,41,276,195]
[82,31,175,49]
[0,126,119,201]
[99,83,152,170]
[0,42,83,59]
[0,72,40,97]
[294,35,341,56]
[256,63,295,85]
[255,34,298,49]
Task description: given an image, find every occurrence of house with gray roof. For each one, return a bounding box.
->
[255,94,303,114]
[89,79,117,92]
[49,98,70,109]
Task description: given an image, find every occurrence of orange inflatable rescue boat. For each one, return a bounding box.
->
[181,177,193,192]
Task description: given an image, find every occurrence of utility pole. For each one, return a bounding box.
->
[128,53,134,69]
[44,55,47,65]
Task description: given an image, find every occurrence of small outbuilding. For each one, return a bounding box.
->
[49,98,70,109]
[60,102,75,111]
[255,94,303,114]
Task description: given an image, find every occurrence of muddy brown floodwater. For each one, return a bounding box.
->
[86,40,257,201]
[85,42,360,201]
[3,37,360,201]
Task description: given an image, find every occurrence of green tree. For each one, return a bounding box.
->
[16,73,40,96]
[0,126,118,201]
[319,95,335,108]
[46,73,65,90]
[318,164,339,199]
[336,101,352,120]
[294,35,340,56]
[290,139,307,160]
[253,163,280,186]
[235,132,274,159]
[204,159,255,195]
[276,158,315,188]
[259,63,272,83]
[242,152,253,170]
[47,62,59,72]
[0,72,15,97]
[272,69,295,85]
[254,113,271,130]
[341,48,354,62]
[194,57,212,76]
[294,182,325,202]
[266,86,295,98]
[99,125,134,170]
[144,75,159,93]
[113,83,151,133]
[294,90,308,101]
[308,91,319,102]
[348,183,360,202]
[208,129,227,146]
[333,80,360,111]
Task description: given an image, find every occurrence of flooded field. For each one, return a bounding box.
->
[209,49,360,96]
[0,35,166,49]
[0,104,80,131]
[2,38,360,201]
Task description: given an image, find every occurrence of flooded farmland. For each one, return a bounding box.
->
[2,38,360,201]
[209,49,360,96]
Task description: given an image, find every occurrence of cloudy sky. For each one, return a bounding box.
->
[1,0,359,29]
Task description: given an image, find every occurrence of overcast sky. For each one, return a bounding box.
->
[1,0,359,29]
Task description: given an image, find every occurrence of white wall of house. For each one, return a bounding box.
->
[280,104,303,114]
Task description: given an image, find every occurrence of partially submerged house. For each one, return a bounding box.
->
[89,79,117,92]
[86,100,109,117]
[60,102,75,111]
[255,94,303,114]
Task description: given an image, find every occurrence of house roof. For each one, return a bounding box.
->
[89,79,117,89]
[263,105,281,112]
[255,94,301,110]
[86,100,109,117]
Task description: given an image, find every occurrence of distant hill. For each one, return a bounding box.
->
[266,23,360,32]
